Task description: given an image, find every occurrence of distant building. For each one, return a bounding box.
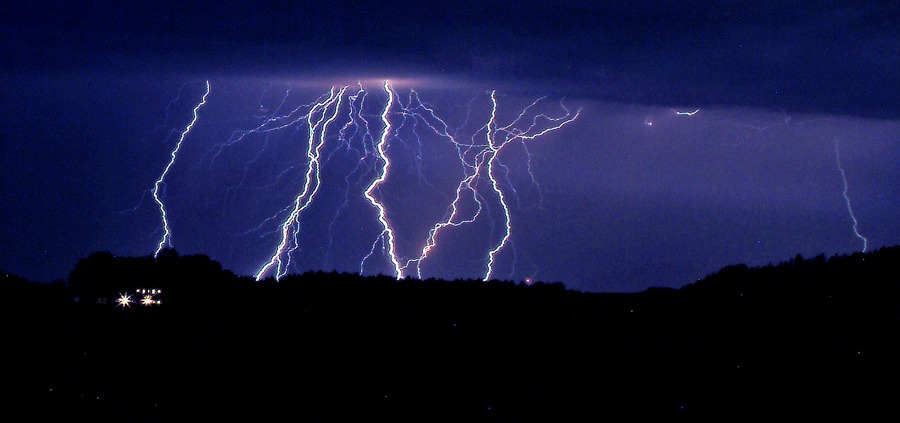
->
[114,287,163,308]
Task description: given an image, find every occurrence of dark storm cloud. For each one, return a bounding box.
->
[4,1,897,117]
[1,1,897,290]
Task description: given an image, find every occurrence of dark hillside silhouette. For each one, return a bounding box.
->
[4,246,900,421]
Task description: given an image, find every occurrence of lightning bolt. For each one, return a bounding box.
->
[324,84,374,268]
[674,108,700,116]
[152,80,210,257]
[153,80,579,283]
[397,92,483,279]
[255,86,348,280]
[834,140,868,252]
[483,91,511,281]
[360,81,403,279]
[483,94,581,280]
[400,92,580,280]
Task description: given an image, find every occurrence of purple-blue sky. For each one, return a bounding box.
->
[1,1,897,291]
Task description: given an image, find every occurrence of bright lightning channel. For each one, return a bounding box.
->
[398,93,484,279]
[674,108,700,116]
[399,92,580,280]
[834,140,868,252]
[482,95,581,280]
[483,91,510,280]
[360,81,403,279]
[153,80,210,257]
[255,87,347,280]
[208,81,578,282]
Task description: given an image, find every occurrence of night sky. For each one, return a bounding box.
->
[1,1,897,292]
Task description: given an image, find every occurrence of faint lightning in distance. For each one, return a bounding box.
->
[834,140,868,252]
[153,80,210,257]
[674,108,700,116]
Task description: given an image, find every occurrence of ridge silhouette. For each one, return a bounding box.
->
[3,246,898,420]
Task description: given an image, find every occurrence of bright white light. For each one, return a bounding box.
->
[141,295,154,306]
[116,293,132,308]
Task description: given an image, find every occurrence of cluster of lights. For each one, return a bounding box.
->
[116,288,162,308]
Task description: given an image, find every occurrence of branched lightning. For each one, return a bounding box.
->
[324,85,373,268]
[834,140,868,252]
[401,92,580,280]
[360,81,403,279]
[397,93,483,279]
[150,79,579,283]
[483,91,510,280]
[153,80,210,257]
[133,79,884,287]
[482,94,580,280]
[255,87,347,280]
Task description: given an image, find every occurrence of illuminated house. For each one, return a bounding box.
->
[135,288,163,306]
[115,288,163,308]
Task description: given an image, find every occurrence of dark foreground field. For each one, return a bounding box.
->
[4,247,899,421]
